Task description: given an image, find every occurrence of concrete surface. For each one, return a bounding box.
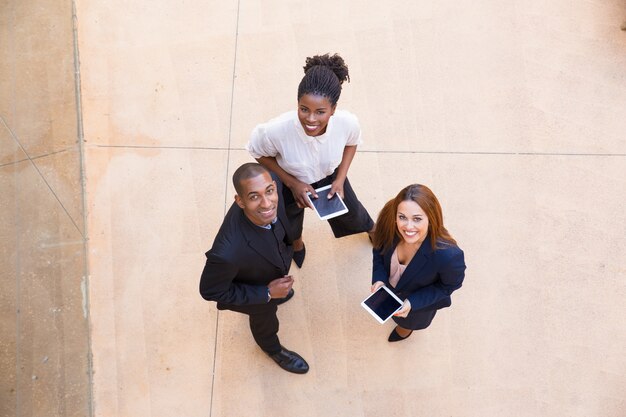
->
[2,0,626,416]
[1,1,91,416]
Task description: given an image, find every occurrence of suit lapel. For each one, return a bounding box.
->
[239,211,285,270]
[395,236,434,291]
[277,211,293,246]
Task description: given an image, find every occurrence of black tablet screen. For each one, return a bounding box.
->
[364,287,402,321]
[310,188,347,218]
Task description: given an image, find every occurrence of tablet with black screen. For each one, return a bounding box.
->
[361,285,404,324]
[306,185,349,220]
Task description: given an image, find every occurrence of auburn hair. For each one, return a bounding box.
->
[372,184,457,253]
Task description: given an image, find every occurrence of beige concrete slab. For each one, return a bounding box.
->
[0,159,89,417]
[5,0,624,415]
[1,2,92,416]
[211,150,625,417]
[0,0,78,158]
[0,124,84,234]
[85,146,229,417]
[230,0,626,154]
[0,6,12,133]
[76,0,239,149]
[0,120,27,166]
[0,153,18,417]
[33,148,85,236]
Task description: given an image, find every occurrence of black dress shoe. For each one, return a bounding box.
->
[388,327,413,342]
[293,244,306,268]
[267,346,309,374]
[273,289,294,305]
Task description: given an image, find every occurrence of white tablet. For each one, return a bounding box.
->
[306,185,349,220]
[361,285,404,324]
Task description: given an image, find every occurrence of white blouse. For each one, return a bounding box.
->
[246,110,363,184]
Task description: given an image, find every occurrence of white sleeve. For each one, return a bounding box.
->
[345,113,363,146]
[246,124,278,159]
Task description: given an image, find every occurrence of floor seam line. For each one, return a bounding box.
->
[0,117,84,236]
[71,1,94,416]
[87,144,626,157]
[209,1,242,416]
[0,148,73,168]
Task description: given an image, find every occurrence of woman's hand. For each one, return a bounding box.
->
[328,178,345,200]
[394,299,412,318]
[371,281,385,293]
[289,180,317,209]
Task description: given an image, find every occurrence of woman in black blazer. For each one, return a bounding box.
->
[370,184,466,342]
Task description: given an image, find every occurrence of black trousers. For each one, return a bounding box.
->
[282,171,374,239]
[218,302,281,354]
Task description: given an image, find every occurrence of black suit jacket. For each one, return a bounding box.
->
[372,236,466,313]
[199,199,294,311]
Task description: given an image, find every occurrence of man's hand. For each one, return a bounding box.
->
[268,275,294,299]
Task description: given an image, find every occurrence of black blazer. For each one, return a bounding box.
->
[199,199,294,310]
[372,235,466,313]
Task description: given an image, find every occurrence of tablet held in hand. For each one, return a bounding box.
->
[306,185,349,220]
[361,285,404,324]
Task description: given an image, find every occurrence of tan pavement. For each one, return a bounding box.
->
[2,0,625,416]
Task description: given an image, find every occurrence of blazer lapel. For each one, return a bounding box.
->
[239,212,286,270]
[277,211,293,246]
[395,236,434,291]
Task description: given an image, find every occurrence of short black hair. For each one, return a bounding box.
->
[297,53,350,106]
[232,163,270,195]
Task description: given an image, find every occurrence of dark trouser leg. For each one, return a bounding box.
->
[248,306,281,354]
[282,185,305,240]
[326,176,374,238]
[222,303,282,354]
[282,170,373,239]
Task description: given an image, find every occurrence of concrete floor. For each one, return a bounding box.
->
[2,0,626,416]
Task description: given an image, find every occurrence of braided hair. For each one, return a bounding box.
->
[297,53,350,106]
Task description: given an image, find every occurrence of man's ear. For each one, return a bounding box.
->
[234,194,245,209]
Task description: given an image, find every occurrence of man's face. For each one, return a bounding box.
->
[235,172,278,226]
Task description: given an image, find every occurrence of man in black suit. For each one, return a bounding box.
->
[200,163,309,374]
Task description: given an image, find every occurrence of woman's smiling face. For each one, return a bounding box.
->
[297,94,335,137]
[396,200,429,245]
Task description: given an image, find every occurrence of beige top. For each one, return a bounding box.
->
[389,247,407,288]
[246,110,363,184]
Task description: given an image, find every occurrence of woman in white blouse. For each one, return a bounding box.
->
[247,53,374,268]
